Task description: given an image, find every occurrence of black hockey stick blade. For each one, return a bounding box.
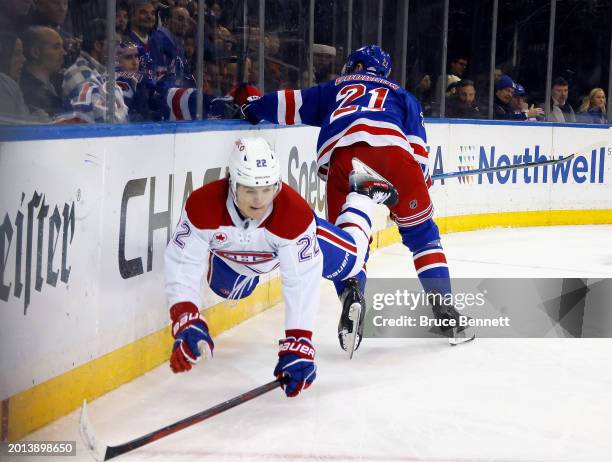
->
[432,154,575,180]
[80,378,284,461]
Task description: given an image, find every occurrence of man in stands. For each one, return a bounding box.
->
[149,6,190,84]
[128,0,156,49]
[545,77,576,123]
[62,19,128,123]
[446,79,482,119]
[510,82,544,121]
[19,26,65,117]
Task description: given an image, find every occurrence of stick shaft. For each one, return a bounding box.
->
[432,154,574,180]
[104,379,282,460]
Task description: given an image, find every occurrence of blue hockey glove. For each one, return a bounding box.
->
[273,330,317,397]
[240,97,261,124]
[169,302,214,373]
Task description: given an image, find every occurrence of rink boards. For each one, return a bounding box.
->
[0,120,611,440]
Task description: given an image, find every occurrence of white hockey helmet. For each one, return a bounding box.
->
[228,137,281,194]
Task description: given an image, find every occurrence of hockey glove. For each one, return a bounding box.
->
[169,302,214,373]
[240,96,261,125]
[273,330,317,397]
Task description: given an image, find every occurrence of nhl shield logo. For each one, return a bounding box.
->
[409,199,418,209]
[213,232,229,245]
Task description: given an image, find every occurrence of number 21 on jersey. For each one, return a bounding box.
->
[330,84,389,123]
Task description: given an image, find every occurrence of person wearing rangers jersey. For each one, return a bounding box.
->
[242,45,474,346]
[165,137,398,397]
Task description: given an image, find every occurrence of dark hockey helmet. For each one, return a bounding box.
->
[341,45,392,78]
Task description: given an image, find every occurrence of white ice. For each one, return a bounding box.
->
[19,225,612,462]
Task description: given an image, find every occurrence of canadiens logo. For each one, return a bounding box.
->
[215,250,277,265]
[213,232,229,245]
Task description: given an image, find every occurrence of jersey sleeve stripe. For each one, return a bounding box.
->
[316,226,358,254]
[285,89,295,125]
[407,134,427,150]
[277,90,286,125]
[293,90,302,124]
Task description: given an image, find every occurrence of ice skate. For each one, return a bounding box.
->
[428,294,476,346]
[349,158,399,208]
[338,278,366,358]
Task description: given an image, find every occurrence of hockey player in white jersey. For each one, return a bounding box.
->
[165,137,397,397]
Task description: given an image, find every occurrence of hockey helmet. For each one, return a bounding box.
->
[341,45,392,78]
[228,138,281,194]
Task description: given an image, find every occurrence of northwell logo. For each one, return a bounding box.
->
[432,145,608,185]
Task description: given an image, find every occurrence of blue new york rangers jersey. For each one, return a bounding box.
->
[245,71,429,180]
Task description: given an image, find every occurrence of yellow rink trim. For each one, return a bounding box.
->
[2,278,282,442]
[371,209,612,249]
[4,208,612,441]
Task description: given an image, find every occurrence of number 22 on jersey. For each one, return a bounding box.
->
[330,84,389,123]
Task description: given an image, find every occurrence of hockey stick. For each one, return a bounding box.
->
[80,378,284,461]
[431,154,574,180]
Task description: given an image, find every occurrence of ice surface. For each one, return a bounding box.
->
[19,226,612,462]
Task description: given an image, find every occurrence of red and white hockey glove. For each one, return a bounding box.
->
[273,330,317,397]
[169,302,214,373]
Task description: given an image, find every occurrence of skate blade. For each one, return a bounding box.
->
[345,302,363,359]
[449,327,476,346]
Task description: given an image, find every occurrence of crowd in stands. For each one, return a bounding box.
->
[0,0,608,125]
[0,0,298,124]
[415,55,608,124]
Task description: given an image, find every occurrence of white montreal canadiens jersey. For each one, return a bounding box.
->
[164,179,323,332]
[245,71,429,181]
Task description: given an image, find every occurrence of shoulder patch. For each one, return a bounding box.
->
[262,183,314,240]
[185,178,233,229]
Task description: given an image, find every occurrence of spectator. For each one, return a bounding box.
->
[510,82,544,121]
[263,32,283,91]
[29,0,68,30]
[214,25,234,59]
[117,41,140,73]
[449,56,468,80]
[183,34,195,78]
[128,0,156,50]
[577,88,607,124]
[203,61,222,96]
[210,2,222,23]
[20,26,65,117]
[446,79,482,119]
[0,0,35,35]
[29,0,79,65]
[312,43,336,84]
[62,19,108,96]
[493,74,516,119]
[116,41,157,121]
[0,32,38,122]
[411,74,433,116]
[445,74,461,97]
[544,77,576,123]
[116,1,130,42]
[149,6,190,84]
[62,19,128,123]
[436,55,468,100]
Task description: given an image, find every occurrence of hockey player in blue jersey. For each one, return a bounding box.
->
[242,45,474,348]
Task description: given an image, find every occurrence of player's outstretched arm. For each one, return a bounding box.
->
[242,87,323,126]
